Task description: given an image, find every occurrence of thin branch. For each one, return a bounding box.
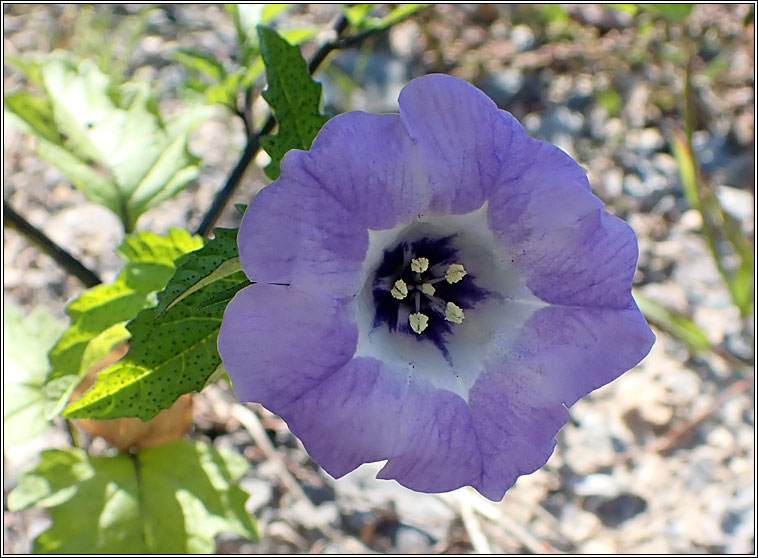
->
[193,127,267,237]
[456,492,492,553]
[194,14,397,237]
[306,14,351,75]
[4,200,102,287]
[651,377,752,455]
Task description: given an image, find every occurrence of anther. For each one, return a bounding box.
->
[411,257,429,273]
[445,301,465,324]
[420,283,436,296]
[445,263,467,284]
[409,312,429,334]
[391,279,408,299]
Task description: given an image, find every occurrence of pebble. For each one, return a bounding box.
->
[559,504,601,542]
[510,24,535,52]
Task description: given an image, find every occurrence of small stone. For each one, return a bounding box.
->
[394,525,433,553]
[572,474,621,498]
[510,24,535,52]
[239,478,273,514]
[560,504,601,542]
[586,492,648,527]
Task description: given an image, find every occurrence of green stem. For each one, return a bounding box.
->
[194,10,422,237]
[4,200,102,287]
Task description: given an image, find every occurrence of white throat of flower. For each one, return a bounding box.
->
[354,202,547,401]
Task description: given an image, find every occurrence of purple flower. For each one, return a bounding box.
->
[218,74,655,500]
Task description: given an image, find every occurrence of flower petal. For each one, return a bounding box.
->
[297,112,431,230]
[468,303,655,500]
[488,130,605,245]
[398,74,522,214]
[507,304,656,408]
[238,162,368,296]
[217,283,357,412]
[282,356,483,491]
[468,371,570,501]
[486,131,637,308]
[524,209,640,309]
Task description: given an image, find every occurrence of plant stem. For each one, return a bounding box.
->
[4,200,102,287]
[193,118,272,237]
[307,15,351,74]
[194,13,401,237]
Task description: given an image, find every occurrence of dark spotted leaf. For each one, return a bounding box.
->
[46,230,202,417]
[257,25,328,179]
[63,229,249,420]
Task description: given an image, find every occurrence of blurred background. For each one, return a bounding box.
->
[3,4,755,554]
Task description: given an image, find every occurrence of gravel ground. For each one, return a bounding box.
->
[3,4,755,554]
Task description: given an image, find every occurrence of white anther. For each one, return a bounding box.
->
[444,301,465,324]
[409,312,429,334]
[445,263,467,284]
[420,283,436,296]
[411,257,429,273]
[391,279,408,299]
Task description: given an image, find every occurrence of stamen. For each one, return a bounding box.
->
[411,257,429,273]
[445,263,467,284]
[445,301,465,324]
[409,312,429,334]
[420,283,436,296]
[391,279,408,299]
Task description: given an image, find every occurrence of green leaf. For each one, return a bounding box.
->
[3,305,68,445]
[4,54,45,88]
[343,4,375,27]
[235,4,291,38]
[343,4,428,30]
[174,48,226,83]
[6,54,208,232]
[196,279,252,314]
[730,251,755,316]
[8,441,258,553]
[597,88,622,117]
[46,230,202,416]
[257,25,329,180]
[280,27,320,45]
[373,4,429,28]
[63,229,249,420]
[634,291,711,353]
[606,4,639,16]
[671,130,699,208]
[539,4,570,23]
[3,91,61,144]
[641,4,693,21]
[154,228,241,316]
[672,130,754,317]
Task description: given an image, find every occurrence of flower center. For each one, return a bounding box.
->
[371,235,488,358]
